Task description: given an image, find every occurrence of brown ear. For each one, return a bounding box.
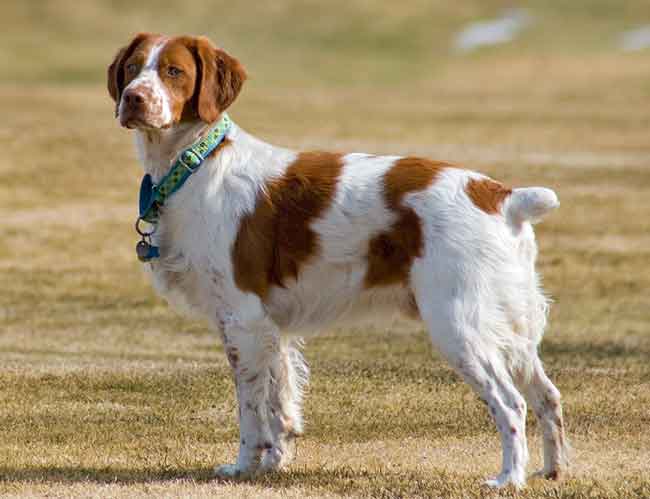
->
[193,37,247,123]
[107,33,157,111]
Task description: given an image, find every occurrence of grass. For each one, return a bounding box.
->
[1,1,650,497]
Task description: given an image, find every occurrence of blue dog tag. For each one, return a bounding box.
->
[136,239,160,262]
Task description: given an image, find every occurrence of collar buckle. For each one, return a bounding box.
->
[178,149,202,173]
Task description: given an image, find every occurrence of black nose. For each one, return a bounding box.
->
[122,89,145,109]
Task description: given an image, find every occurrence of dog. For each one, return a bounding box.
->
[108,32,569,488]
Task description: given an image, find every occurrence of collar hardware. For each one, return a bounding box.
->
[178,151,201,173]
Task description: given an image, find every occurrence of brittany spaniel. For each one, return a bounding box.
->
[107,33,569,488]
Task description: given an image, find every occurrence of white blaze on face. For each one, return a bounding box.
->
[120,38,173,128]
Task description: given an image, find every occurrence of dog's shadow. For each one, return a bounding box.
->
[0,465,215,484]
[0,464,456,496]
[0,465,339,484]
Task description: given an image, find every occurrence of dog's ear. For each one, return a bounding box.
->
[107,33,157,111]
[193,37,247,123]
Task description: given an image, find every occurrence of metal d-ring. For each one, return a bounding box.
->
[135,217,157,237]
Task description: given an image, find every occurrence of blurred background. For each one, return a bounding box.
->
[1,2,649,498]
[2,0,650,151]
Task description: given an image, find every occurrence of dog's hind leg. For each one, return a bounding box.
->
[413,269,530,488]
[522,356,569,480]
[260,337,309,471]
[451,347,529,487]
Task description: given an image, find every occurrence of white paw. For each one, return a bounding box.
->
[260,438,296,472]
[484,471,525,489]
[213,463,251,481]
[260,448,290,471]
[260,447,283,471]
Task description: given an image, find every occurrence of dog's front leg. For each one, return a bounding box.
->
[215,316,279,480]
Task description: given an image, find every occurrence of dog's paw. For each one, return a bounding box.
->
[484,471,525,489]
[531,468,564,481]
[260,438,296,472]
[213,463,252,481]
[259,447,284,472]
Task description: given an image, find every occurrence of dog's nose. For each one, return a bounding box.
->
[122,89,145,109]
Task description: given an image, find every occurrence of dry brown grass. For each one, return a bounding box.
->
[1,1,650,498]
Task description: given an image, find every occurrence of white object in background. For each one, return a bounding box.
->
[454,8,533,52]
[620,26,650,51]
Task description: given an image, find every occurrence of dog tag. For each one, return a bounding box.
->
[136,239,159,262]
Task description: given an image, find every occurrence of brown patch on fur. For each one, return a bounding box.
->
[162,36,246,123]
[155,38,199,123]
[191,36,247,123]
[465,178,512,215]
[364,157,448,288]
[232,152,343,300]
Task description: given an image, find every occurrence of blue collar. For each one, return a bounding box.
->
[135,114,232,262]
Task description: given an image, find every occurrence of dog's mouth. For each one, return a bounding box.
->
[120,115,171,131]
[119,112,173,131]
[119,111,145,129]
[123,119,145,130]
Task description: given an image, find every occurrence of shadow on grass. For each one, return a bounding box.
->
[0,465,639,498]
[0,464,473,497]
[540,338,650,362]
[0,465,215,484]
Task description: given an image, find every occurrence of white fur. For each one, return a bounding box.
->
[505,187,559,230]
[125,56,567,486]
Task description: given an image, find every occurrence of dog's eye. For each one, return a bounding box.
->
[126,63,139,75]
[167,66,183,77]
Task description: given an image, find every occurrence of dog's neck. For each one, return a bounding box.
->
[133,120,211,181]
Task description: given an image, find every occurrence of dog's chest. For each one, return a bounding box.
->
[146,255,205,318]
[144,211,219,319]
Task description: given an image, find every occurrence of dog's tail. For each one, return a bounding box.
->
[504,187,559,231]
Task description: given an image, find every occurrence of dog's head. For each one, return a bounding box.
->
[107,33,246,130]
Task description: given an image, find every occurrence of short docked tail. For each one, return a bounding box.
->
[504,187,559,228]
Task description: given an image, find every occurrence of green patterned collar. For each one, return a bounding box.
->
[138,113,232,224]
[135,113,232,262]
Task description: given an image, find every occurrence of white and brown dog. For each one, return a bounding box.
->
[108,33,569,488]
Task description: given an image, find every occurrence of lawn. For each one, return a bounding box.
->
[1,1,649,498]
